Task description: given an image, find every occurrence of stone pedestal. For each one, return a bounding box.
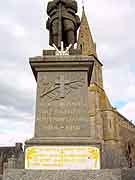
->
[26,55,94,146]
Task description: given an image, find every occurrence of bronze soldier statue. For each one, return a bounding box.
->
[46,0,80,49]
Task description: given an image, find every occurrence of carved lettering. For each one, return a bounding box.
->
[47,125,81,131]
[36,71,90,136]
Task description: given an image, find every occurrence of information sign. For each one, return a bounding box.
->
[25,146,100,170]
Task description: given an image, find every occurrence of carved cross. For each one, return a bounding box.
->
[55,75,69,98]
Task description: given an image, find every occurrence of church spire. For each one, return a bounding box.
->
[77,6,97,58]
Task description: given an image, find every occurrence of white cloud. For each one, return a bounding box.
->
[103,66,135,101]
[0,104,34,146]
[12,25,26,37]
[119,102,135,123]
[0,131,33,146]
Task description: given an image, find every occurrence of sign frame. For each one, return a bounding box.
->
[25,146,100,170]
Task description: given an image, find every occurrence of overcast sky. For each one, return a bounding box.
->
[0,0,135,146]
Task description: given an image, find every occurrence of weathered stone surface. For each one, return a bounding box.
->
[3,169,135,180]
[35,71,89,137]
[3,169,122,180]
[122,168,135,180]
[26,53,135,169]
[0,143,24,175]
[85,56,135,169]
[26,56,94,146]
[77,7,97,58]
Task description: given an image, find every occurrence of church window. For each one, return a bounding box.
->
[128,143,131,154]
[109,119,112,129]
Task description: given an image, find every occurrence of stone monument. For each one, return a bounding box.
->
[25,0,94,147]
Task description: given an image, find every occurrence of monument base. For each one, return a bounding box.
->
[25,137,103,146]
[3,169,135,180]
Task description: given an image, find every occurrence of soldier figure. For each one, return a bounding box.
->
[46,0,80,49]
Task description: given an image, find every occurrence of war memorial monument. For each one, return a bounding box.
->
[2,0,135,179]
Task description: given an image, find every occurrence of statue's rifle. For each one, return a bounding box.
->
[58,0,62,49]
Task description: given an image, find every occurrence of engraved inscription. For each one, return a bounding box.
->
[36,72,90,137]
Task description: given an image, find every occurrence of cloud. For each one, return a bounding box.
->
[0,104,34,146]
[84,0,135,123]
[119,101,135,123]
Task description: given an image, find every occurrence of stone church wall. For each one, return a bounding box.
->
[87,58,135,169]
[101,109,135,169]
[0,143,24,175]
[117,113,135,168]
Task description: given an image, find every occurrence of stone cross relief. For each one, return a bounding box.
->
[40,75,85,102]
[55,75,69,98]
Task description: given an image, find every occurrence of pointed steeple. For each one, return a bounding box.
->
[77,6,97,58]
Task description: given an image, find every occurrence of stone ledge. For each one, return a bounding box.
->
[29,55,95,62]
[3,168,135,180]
[29,56,94,87]
[3,169,121,180]
[42,49,81,56]
[25,137,104,146]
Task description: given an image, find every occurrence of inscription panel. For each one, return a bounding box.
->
[35,71,90,137]
[25,146,100,170]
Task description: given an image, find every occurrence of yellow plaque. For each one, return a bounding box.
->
[25,146,100,170]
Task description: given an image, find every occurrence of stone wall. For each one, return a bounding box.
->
[3,169,135,180]
[121,168,135,180]
[88,58,135,169]
[0,143,24,175]
[101,109,135,169]
[118,113,135,167]
[3,169,122,180]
